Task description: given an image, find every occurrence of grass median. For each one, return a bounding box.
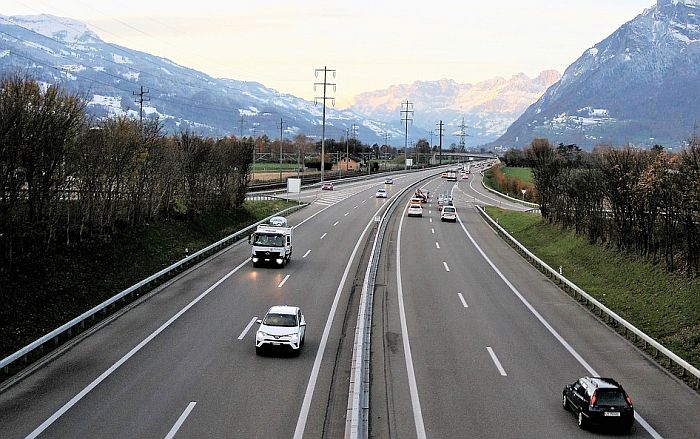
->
[1,200,296,359]
[484,206,700,370]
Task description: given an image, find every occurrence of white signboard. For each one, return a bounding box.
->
[405,158,413,167]
[287,178,301,194]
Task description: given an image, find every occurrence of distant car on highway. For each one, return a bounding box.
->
[268,216,288,227]
[321,182,334,190]
[407,204,423,217]
[440,205,457,222]
[256,305,306,355]
[376,188,388,198]
[563,377,634,432]
[384,177,393,184]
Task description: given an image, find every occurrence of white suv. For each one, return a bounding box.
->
[440,205,457,222]
[256,305,306,355]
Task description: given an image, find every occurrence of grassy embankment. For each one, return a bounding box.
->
[484,166,537,202]
[1,200,294,358]
[485,206,700,370]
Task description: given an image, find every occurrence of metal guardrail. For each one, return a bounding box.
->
[1,203,308,375]
[346,171,440,439]
[476,205,700,389]
[479,174,540,208]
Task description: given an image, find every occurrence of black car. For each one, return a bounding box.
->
[563,377,634,432]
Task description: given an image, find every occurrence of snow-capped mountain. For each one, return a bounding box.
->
[496,0,700,149]
[347,71,560,146]
[0,14,408,144]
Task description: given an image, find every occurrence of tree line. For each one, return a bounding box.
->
[512,139,699,276]
[0,76,254,268]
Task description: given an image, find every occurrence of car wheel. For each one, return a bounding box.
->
[252,261,259,268]
[562,394,569,411]
[255,346,263,356]
[577,411,587,430]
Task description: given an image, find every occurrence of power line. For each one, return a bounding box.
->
[457,117,469,152]
[314,66,336,183]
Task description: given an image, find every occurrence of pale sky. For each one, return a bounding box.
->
[3,0,653,107]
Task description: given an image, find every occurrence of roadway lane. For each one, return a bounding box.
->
[371,177,700,438]
[0,169,437,439]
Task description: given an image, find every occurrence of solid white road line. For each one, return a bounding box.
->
[457,293,468,308]
[293,202,389,439]
[278,274,290,288]
[25,259,250,439]
[486,347,507,376]
[320,233,327,240]
[435,242,440,249]
[396,205,427,439]
[302,250,311,258]
[164,402,197,439]
[333,221,339,226]
[237,317,258,340]
[443,262,450,272]
[457,215,663,439]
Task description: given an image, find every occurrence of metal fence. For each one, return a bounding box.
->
[476,205,700,389]
[1,204,308,377]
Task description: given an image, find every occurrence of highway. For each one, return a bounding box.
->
[370,172,700,438]
[1,165,698,439]
[0,169,434,438]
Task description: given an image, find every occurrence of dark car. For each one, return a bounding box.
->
[563,377,634,432]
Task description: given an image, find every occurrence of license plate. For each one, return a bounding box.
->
[604,412,621,417]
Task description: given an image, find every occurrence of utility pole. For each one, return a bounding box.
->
[384,131,391,171]
[344,128,349,177]
[132,85,150,129]
[436,120,444,165]
[278,117,285,181]
[314,66,336,182]
[400,100,414,169]
[351,123,360,173]
[239,115,246,138]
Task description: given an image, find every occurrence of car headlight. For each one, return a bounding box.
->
[291,333,298,340]
[257,331,268,338]
[252,257,259,262]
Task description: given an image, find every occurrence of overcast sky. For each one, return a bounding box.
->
[3,0,653,106]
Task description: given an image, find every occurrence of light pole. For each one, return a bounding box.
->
[278,116,285,181]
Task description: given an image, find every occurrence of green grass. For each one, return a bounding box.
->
[501,166,533,183]
[1,200,295,358]
[252,162,301,171]
[484,206,700,369]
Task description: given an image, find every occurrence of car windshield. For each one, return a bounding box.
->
[263,313,297,327]
[444,207,455,213]
[596,390,627,406]
[254,233,285,247]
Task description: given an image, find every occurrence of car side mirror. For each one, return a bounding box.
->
[256,319,262,324]
[300,320,306,326]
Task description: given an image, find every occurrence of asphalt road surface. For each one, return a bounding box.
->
[2,165,698,439]
[370,173,700,439]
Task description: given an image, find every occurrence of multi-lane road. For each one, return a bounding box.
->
[1,166,698,438]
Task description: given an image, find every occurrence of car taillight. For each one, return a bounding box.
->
[625,394,633,406]
[590,392,597,406]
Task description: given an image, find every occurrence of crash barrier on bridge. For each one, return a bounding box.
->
[0,203,308,380]
[476,205,700,390]
[346,172,441,439]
